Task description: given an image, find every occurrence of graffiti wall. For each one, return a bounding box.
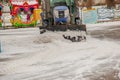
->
[114,4,120,19]
[114,10,120,19]
[82,8,97,24]
[97,8,114,21]
[0,4,3,27]
[82,6,120,24]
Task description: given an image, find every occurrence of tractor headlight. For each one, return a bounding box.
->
[65,9,69,17]
[54,10,59,18]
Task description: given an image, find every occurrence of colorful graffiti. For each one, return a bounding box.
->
[81,6,120,24]
[97,8,114,21]
[10,0,39,27]
[82,8,97,24]
[114,10,120,19]
[10,11,37,27]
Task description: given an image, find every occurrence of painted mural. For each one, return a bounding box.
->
[97,7,114,21]
[81,6,120,24]
[82,8,97,24]
[9,0,39,27]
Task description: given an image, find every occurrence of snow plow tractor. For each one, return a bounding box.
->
[39,0,87,42]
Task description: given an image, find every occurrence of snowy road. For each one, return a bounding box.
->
[89,26,120,42]
[0,22,120,80]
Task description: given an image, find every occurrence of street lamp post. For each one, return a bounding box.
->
[80,7,83,24]
[78,0,83,24]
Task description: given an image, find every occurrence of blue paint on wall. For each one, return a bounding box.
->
[82,9,98,24]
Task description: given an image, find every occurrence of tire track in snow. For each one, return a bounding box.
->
[0,44,95,80]
[0,50,48,74]
[4,59,87,80]
[1,27,120,80]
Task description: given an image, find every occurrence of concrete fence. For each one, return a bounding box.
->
[82,5,120,24]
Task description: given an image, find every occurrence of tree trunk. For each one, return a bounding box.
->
[106,0,115,8]
[86,0,92,9]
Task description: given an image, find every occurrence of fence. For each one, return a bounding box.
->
[82,5,120,24]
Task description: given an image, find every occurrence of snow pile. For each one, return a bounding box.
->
[0,22,120,80]
[87,21,120,30]
[0,37,120,80]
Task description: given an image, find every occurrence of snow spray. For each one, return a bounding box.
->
[0,41,2,53]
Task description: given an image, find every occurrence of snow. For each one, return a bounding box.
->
[11,1,38,5]
[0,22,120,80]
[87,21,120,30]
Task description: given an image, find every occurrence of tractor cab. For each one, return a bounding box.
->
[53,6,70,24]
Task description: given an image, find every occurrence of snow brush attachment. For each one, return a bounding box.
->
[63,35,86,42]
[62,31,86,42]
[39,24,87,42]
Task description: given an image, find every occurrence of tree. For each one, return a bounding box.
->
[106,0,115,8]
[86,0,92,9]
